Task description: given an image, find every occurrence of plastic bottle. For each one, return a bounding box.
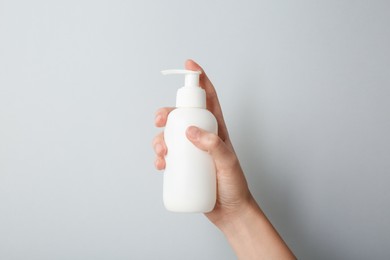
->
[161,69,217,213]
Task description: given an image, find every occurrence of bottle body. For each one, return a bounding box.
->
[163,108,218,213]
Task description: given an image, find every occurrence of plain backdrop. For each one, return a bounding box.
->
[1,0,389,259]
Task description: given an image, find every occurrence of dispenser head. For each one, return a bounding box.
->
[161,69,206,108]
[161,69,201,88]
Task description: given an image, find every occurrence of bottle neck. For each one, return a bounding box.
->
[176,86,206,108]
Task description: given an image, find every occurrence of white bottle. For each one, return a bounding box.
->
[161,69,217,213]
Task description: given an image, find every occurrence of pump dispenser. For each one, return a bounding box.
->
[161,69,217,213]
[161,70,206,108]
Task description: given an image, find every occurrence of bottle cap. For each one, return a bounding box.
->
[161,69,206,108]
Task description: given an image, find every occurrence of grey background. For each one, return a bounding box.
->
[0,0,389,259]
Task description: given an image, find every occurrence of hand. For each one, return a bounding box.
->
[153,59,253,227]
[153,59,295,259]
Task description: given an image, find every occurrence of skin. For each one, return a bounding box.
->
[153,59,296,260]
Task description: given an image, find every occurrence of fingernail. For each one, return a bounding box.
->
[187,126,200,141]
[155,114,162,124]
[155,143,164,155]
[155,158,163,170]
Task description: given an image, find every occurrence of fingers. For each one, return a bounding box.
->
[153,132,167,170]
[185,59,230,142]
[155,157,165,171]
[153,107,173,170]
[152,132,166,156]
[186,126,236,171]
[155,107,175,127]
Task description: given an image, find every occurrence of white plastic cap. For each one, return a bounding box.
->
[161,69,206,108]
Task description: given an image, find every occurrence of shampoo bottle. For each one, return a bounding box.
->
[161,69,217,213]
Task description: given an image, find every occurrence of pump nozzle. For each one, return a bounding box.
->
[161,69,205,108]
[161,69,201,88]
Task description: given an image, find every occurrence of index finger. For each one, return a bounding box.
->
[185,59,229,142]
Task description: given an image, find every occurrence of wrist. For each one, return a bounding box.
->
[217,195,264,237]
[217,196,296,260]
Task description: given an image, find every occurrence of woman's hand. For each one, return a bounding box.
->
[153,59,296,259]
[153,59,253,227]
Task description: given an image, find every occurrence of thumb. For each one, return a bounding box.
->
[186,126,235,170]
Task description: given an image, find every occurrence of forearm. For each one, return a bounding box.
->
[218,197,296,260]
